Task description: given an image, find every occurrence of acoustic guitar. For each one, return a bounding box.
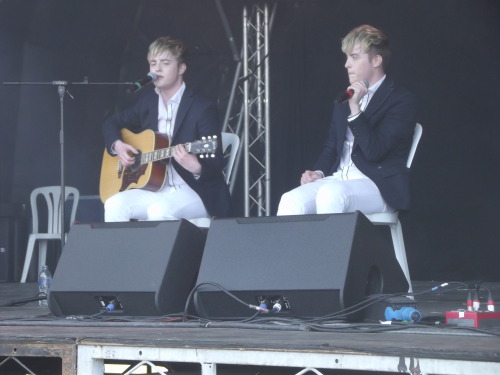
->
[99,129,217,203]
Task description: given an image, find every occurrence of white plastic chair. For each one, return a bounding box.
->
[365,123,423,293]
[20,186,80,283]
[189,132,240,228]
[220,132,240,185]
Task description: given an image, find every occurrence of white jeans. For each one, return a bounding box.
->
[277,174,394,216]
[104,184,208,222]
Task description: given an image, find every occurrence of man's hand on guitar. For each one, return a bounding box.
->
[173,144,202,175]
[114,140,138,167]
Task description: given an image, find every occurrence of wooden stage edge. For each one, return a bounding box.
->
[0,281,499,375]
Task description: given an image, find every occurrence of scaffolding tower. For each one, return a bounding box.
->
[221,3,274,217]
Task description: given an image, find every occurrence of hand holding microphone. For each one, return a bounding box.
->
[335,79,369,103]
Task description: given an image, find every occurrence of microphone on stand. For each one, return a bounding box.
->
[335,80,369,103]
[126,72,158,93]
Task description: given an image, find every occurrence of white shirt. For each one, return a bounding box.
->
[157,82,187,187]
[157,82,185,137]
[335,75,386,180]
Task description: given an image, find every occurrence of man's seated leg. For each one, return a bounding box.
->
[316,178,391,215]
[277,179,330,216]
[146,185,208,220]
[104,189,156,222]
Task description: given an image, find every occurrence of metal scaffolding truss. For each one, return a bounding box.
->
[219,2,275,217]
[242,3,271,217]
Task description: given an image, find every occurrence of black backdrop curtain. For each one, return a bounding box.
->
[1,0,499,281]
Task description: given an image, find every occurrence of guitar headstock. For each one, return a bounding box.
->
[189,135,217,158]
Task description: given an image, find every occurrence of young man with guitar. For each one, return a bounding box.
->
[277,25,417,216]
[101,36,231,222]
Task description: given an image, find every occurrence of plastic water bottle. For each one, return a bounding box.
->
[38,265,52,307]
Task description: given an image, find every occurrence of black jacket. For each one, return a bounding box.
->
[314,78,417,210]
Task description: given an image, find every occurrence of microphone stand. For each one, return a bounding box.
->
[3,78,132,247]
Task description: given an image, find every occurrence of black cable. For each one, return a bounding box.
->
[183,281,268,322]
[0,293,46,307]
[238,53,270,83]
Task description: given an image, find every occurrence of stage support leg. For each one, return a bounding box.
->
[201,363,217,375]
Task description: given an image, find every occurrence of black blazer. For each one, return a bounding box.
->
[314,78,417,210]
[102,86,232,218]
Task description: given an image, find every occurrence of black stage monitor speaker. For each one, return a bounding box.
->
[194,212,408,320]
[48,219,206,317]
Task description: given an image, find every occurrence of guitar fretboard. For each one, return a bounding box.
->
[141,146,175,164]
[139,141,207,165]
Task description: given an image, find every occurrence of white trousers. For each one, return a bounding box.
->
[277,174,394,216]
[104,184,208,222]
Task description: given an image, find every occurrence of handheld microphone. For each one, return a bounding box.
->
[335,80,369,103]
[127,72,158,93]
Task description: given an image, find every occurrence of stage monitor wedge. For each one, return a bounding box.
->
[194,212,408,320]
[48,219,206,317]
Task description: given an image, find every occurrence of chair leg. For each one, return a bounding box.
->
[20,236,37,283]
[389,221,413,293]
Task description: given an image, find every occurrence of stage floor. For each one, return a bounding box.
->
[1,281,499,375]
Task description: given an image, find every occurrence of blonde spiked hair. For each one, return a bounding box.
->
[148,36,188,64]
[342,25,391,70]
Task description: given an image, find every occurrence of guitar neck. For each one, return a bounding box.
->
[140,144,176,164]
[139,141,212,165]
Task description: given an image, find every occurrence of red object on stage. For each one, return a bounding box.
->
[445,310,500,328]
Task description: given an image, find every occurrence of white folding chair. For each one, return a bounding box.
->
[365,123,422,293]
[20,186,80,283]
[188,132,240,228]
[220,132,240,185]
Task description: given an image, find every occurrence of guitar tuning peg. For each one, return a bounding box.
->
[202,136,206,140]
[213,135,218,139]
[211,153,215,158]
[200,154,205,159]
